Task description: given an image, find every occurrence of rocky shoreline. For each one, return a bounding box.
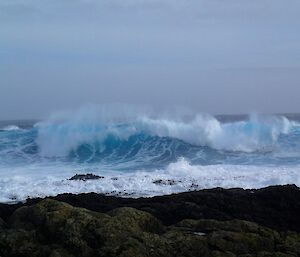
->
[0,185,300,256]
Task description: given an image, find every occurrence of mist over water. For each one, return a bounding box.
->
[0,106,300,202]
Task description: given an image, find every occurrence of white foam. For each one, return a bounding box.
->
[1,158,299,203]
[140,114,293,152]
[1,125,22,131]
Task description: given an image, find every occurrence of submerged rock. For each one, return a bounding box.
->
[153,179,177,186]
[69,173,104,181]
[1,198,300,257]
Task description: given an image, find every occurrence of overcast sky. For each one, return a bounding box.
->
[1,0,300,119]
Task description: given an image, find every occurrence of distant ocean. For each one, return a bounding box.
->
[1,108,300,202]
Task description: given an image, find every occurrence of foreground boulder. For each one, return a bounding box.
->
[0,199,300,257]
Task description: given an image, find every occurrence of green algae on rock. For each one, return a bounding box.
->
[1,198,300,257]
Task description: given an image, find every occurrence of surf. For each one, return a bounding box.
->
[1,107,300,202]
[0,107,299,167]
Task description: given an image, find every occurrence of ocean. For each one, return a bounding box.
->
[1,108,300,202]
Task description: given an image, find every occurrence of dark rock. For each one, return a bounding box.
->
[0,217,6,229]
[190,183,199,189]
[153,179,177,185]
[0,202,23,223]
[19,184,299,233]
[1,185,300,233]
[1,198,300,257]
[69,173,104,181]
[0,229,44,257]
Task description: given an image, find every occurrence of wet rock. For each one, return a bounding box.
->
[1,199,165,257]
[123,192,134,196]
[153,179,177,186]
[69,173,104,181]
[1,185,300,257]
[1,198,300,257]
[41,184,300,233]
[190,183,199,189]
[2,185,300,233]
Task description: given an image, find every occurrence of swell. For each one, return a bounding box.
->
[0,112,299,166]
[34,112,299,156]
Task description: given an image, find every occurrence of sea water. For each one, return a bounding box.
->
[0,107,300,202]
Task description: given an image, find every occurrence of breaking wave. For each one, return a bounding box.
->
[0,107,299,168]
[0,125,22,131]
[35,109,295,158]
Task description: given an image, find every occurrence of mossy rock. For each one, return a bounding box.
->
[0,228,48,257]
[2,199,300,257]
[170,219,299,257]
[107,207,164,233]
[10,199,110,255]
[277,231,300,256]
[6,199,166,257]
[49,248,75,257]
[176,219,280,239]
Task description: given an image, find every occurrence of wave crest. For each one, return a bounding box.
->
[35,108,296,157]
[0,125,22,131]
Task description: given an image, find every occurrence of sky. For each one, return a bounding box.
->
[0,0,300,119]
